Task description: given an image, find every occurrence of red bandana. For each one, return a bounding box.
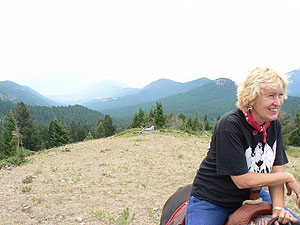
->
[243,111,270,143]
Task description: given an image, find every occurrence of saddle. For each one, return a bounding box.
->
[165,186,274,225]
[225,186,273,225]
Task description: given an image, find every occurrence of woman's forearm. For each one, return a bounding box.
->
[231,171,294,189]
[269,184,285,208]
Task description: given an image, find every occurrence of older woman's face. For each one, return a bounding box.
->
[251,89,284,125]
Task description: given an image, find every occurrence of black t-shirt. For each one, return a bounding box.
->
[191,109,288,210]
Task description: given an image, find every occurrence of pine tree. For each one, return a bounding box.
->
[11,124,21,154]
[37,122,50,149]
[103,115,116,137]
[192,114,201,132]
[14,102,42,151]
[153,102,166,129]
[84,132,94,141]
[148,108,155,126]
[202,114,211,131]
[95,118,105,138]
[49,118,70,147]
[279,111,295,148]
[177,113,186,122]
[176,113,187,131]
[130,113,140,128]
[149,108,155,119]
[0,111,18,159]
[80,124,90,141]
[68,121,89,142]
[185,116,193,132]
[289,113,300,146]
[130,107,146,128]
[130,107,151,128]
[68,120,79,142]
[95,115,116,138]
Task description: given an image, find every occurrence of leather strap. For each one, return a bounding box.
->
[267,216,292,225]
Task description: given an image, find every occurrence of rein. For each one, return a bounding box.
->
[267,216,292,225]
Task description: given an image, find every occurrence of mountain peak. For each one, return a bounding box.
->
[143,78,180,89]
[0,80,19,86]
[214,78,234,85]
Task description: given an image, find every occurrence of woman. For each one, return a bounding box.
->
[185,67,300,225]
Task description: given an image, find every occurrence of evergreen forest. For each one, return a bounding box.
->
[0,101,116,164]
[1,99,300,167]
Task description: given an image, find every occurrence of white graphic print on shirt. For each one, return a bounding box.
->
[245,141,277,173]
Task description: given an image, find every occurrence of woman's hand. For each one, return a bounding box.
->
[285,176,300,209]
[272,207,298,224]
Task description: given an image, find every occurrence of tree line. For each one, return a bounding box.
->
[0,99,104,128]
[0,102,116,163]
[1,101,300,166]
[130,102,212,133]
[129,102,300,149]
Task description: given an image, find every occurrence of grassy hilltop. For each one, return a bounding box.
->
[0,132,299,224]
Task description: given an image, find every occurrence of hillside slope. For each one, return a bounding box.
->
[0,81,57,106]
[0,133,209,224]
[82,78,211,111]
[101,78,238,121]
[0,133,299,224]
[100,78,300,126]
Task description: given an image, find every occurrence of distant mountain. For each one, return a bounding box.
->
[1,71,300,128]
[140,77,212,97]
[287,69,300,97]
[83,77,211,111]
[46,80,140,105]
[99,78,237,121]
[99,77,300,128]
[0,81,57,106]
[162,78,237,118]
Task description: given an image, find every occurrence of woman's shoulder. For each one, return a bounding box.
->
[270,118,282,131]
[217,109,245,131]
[219,109,244,124]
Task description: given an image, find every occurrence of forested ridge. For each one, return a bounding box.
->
[1,92,300,168]
[99,79,300,122]
[0,99,103,127]
[28,105,104,128]
[0,101,116,163]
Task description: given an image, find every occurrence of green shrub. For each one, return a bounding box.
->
[4,147,27,166]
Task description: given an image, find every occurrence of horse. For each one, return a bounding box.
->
[160,184,297,225]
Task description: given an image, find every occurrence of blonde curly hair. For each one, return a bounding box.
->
[236,67,289,111]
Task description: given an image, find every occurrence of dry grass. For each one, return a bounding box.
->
[0,132,299,225]
[0,132,209,224]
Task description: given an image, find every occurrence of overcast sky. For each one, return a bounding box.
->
[0,0,299,95]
